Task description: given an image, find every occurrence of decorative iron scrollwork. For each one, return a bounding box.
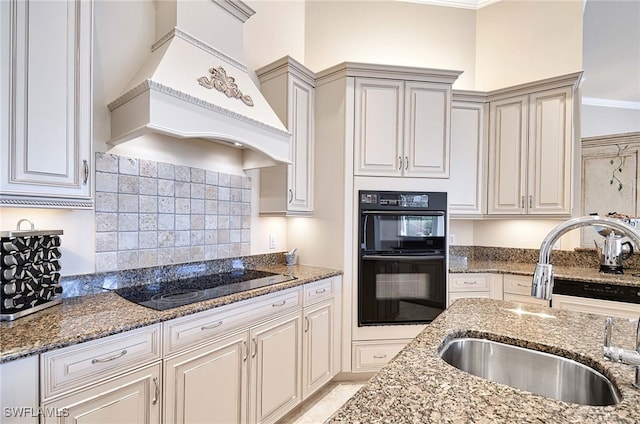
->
[197,66,254,107]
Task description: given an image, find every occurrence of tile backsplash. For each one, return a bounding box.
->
[94,153,251,272]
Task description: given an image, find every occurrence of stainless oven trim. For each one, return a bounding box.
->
[361,210,445,216]
[362,255,445,261]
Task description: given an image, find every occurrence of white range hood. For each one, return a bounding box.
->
[107,0,291,165]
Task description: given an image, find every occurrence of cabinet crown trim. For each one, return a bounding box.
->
[316,62,463,86]
[487,71,583,100]
[256,56,316,87]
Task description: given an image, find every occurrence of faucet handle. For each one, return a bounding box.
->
[604,316,613,347]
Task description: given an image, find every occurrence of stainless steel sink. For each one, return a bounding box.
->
[438,337,621,406]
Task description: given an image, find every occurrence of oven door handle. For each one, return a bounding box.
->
[361,210,445,216]
[362,255,445,261]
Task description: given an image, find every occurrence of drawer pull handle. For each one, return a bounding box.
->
[201,320,223,330]
[91,349,127,364]
[373,354,387,359]
[272,300,286,307]
[516,283,529,288]
[152,377,159,405]
[242,341,248,362]
[82,160,89,185]
[462,281,478,285]
[315,288,326,294]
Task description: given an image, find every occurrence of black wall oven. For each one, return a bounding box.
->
[358,191,447,326]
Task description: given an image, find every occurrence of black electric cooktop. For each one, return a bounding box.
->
[114,269,296,311]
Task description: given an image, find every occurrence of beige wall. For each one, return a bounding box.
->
[304,1,477,89]
[475,0,583,90]
[244,0,307,74]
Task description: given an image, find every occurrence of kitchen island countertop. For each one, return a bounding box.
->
[0,264,341,363]
[329,298,640,423]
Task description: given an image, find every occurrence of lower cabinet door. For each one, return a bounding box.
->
[250,311,302,424]
[41,363,161,424]
[163,332,248,424]
[302,299,334,399]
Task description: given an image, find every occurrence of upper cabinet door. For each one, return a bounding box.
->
[353,78,404,177]
[449,96,487,216]
[257,56,314,217]
[527,86,573,215]
[404,81,451,178]
[487,95,529,215]
[287,76,314,213]
[0,0,93,208]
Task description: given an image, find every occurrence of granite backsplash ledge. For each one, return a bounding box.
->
[60,252,287,298]
[449,245,640,269]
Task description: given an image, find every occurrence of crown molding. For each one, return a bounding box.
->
[582,97,640,110]
[398,0,501,10]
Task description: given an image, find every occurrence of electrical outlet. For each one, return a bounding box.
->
[449,234,456,245]
[269,235,276,249]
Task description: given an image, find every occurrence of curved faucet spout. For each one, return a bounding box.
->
[532,216,640,300]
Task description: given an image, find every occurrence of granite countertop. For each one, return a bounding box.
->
[451,260,640,288]
[0,264,341,363]
[330,298,640,423]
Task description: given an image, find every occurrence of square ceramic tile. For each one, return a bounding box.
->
[93,153,252,271]
[95,152,119,173]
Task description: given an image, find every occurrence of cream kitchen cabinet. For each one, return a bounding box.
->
[552,294,640,319]
[449,91,488,216]
[249,311,302,424]
[354,78,454,178]
[448,273,503,307]
[39,324,162,424]
[487,73,582,216]
[0,0,93,208]
[301,277,340,400]
[41,364,161,424]
[162,278,340,424]
[0,356,39,424]
[163,332,248,424]
[502,274,550,307]
[257,57,315,216]
[163,286,303,424]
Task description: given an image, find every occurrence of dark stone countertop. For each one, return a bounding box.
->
[0,265,341,363]
[450,260,640,287]
[330,298,640,423]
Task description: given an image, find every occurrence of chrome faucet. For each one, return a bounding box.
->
[603,317,640,388]
[531,216,640,300]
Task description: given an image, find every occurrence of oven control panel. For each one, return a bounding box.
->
[360,191,446,210]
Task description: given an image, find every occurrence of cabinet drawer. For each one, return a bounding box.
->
[164,287,302,356]
[503,275,534,296]
[503,293,550,307]
[41,324,161,400]
[303,278,334,305]
[448,291,492,307]
[449,274,490,292]
[352,341,408,372]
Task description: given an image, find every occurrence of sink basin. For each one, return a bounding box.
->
[438,337,621,406]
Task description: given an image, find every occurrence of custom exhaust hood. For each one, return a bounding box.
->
[107,0,291,166]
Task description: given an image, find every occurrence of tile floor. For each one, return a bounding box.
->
[278,382,365,424]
